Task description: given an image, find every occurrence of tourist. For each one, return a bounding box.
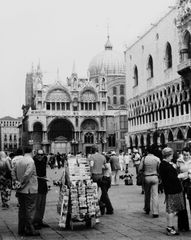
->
[159,147,184,236]
[0,151,12,209]
[124,152,131,173]
[89,145,106,218]
[132,149,141,176]
[110,151,121,186]
[176,147,191,231]
[12,147,39,236]
[99,154,114,215]
[118,150,125,171]
[33,149,49,230]
[139,145,160,217]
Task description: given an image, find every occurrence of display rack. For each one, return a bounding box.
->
[57,156,100,229]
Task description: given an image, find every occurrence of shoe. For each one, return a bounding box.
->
[2,203,9,209]
[25,230,40,236]
[144,210,150,214]
[40,222,49,228]
[152,214,159,218]
[18,231,25,236]
[166,227,179,236]
[106,211,114,215]
[95,218,100,224]
[178,228,189,232]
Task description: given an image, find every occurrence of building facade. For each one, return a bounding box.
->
[0,116,22,153]
[125,1,191,153]
[22,37,127,155]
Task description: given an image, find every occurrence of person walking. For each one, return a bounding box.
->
[132,149,141,176]
[33,149,49,230]
[118,150,125,172]
[124,152,131,173]
[0,151,12,209]
[99,154,114,215]
[12,147,39,236]
[89,145,106,218]
[139,145,160,217]
[159,147,185,236]
[110,151,121,186]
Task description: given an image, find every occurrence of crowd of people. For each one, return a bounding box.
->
[1,144,191,237]
[135,144,191,236]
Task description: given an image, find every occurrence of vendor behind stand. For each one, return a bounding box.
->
[88,145,108,215]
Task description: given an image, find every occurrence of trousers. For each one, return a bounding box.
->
[17,192,37,234]
[33,193,47,224]
[144,175,159,215]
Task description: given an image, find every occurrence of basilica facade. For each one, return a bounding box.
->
[21,37,127,155]
[125,0,191,153]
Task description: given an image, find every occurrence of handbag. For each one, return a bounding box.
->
[136,157,145,186]
[136,170,144,186]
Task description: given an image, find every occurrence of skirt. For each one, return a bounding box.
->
[166,192,185,214]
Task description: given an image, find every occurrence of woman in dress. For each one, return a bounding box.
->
[159,147,185,236]
[0,151,12,209]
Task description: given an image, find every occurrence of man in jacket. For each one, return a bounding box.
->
[33,149,49,229]
[12,147,39,236]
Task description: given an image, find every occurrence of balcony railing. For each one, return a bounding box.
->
[177,59,191,75]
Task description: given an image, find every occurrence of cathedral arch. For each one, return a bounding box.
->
[80,118,99,131]
[80,88,98,102]
[168,130,174,142]
[160,133,165,147]
[45,87,71,102]
[177,128,184,140]
[47,118,74,141]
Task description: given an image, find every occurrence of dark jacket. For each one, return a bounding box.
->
[34,155,48,194]
[159,160,182,195]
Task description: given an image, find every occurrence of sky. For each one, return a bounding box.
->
[0,0,176,118]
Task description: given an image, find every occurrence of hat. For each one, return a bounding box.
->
[37,149,43,155]
[162,147,173,158]
[111,151,116,155]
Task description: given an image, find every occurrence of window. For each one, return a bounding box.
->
[46,102,50,110]
[113,96,117,104]
[120,115,128,129]
[120,85,125,95]
[133,65,138,86]
[183,31,191,60]
[113,87,117,95]
[147,55,153,78]
[37,91,42,97]
[84,132,94,144]
[120,97,125,105]
[108,134,115,147]
[165,42,172,69]
[4,134,7,141]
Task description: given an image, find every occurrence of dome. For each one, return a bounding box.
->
[88,36,125,78]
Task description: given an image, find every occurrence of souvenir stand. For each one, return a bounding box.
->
[57,156,100,230]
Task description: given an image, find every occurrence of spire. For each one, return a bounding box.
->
[31,63,34,73]
[72,60,77,75]
[56,68,60,82]
[37,59,41,72]
[104,24,113,50]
